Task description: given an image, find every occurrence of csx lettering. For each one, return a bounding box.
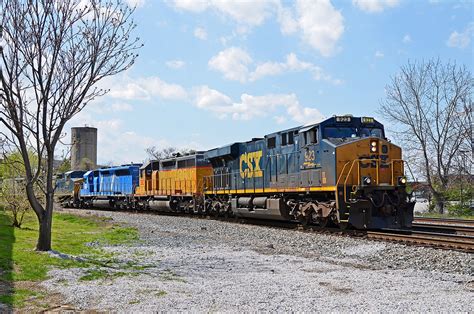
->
[240,151,263,179]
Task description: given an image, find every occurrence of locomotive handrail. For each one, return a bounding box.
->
[342,158,406,203]
[336,161,352,186]
[343,159,360,202]
[390,159,404,186]
[203,169,264,194]
[343,158,378,203]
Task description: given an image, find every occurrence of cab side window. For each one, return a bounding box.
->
[307,128,318,144]
[288,132,294,145]
[281,133,287,146]
[267,136,276,149]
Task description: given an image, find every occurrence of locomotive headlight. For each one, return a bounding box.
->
[370,140,378,152]
[362,176,372,185]
[398,176,407,186]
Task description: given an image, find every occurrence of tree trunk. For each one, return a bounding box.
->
[36,209,52,251]
[432,190,445,214]
[435,199,444,215]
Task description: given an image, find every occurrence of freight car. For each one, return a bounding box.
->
[56,115,415,230]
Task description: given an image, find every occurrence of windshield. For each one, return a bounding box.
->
[361,128,383,138]
[324,127,358,139]
[324,127,384,139]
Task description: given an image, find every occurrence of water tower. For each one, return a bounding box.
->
[70,127,97,170]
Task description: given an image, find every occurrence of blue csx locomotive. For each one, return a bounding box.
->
[56,115,415,230]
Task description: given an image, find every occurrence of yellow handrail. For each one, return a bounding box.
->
[336,161,351,186]
[343,159,359,202]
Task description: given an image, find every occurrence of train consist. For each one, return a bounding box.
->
[56,116,415,230]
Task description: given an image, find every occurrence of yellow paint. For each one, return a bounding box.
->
[204,186,336,195]
[135,166,213,196]
[335,138,404,188]
[239,150,263,179]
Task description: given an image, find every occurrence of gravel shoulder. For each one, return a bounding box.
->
[42,208,473,312]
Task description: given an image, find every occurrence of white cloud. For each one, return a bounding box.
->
[295,0,344,57]
[352,0,400,13]
[277,6,298,35]
[447,23,474,49]
[194,85,233,110]
[125,0,145,8]
[166,59,186,69]
[209,48,341,84]
[208,47,252,83]
[193,86,324,124]
[170,0,274,27]
[171,0,208,12]
[106,75,188,101]
[274,116,287,124]
[375,50,384,58]
[194,27,208,40]
[86,102,134,114]
[170,0,345,57]
[276,0,344,57]
[402,34,412,43]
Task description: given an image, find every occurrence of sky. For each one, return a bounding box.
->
[65,0,474,165]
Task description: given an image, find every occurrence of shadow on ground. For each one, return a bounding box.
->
[0,209,15,311]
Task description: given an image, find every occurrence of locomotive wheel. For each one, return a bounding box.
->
[298,214,310,226]
[338,221,350,230]
[318,217,329,228]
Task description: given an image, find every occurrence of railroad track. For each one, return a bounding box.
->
[60,207,474,253]
[412,222,474,236]
[414,217,474,226]
[367,230,474,253]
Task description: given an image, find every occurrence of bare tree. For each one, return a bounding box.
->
[0,0,142,250]
[0,151,43,228]
[0,178,30,228]
[380,59,473,214]
[145,146,196,161]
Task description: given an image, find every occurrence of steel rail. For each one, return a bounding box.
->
[367,230,474,252]
[414,217,474,226]
[412,222,474,236]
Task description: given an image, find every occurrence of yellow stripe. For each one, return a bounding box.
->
[204,186,336,195]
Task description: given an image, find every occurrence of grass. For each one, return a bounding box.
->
[159,269,186,283]
[0,208,139,309]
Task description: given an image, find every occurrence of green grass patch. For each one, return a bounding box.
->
[0,208,139,309]
[0,288,45,308]
[79,268,133,281]
[159,269,186,283]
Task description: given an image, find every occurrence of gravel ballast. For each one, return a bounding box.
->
[42,209,473,312]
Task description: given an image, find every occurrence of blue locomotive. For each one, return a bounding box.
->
[203,116,414,229]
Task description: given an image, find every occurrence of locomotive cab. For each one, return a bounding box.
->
[325,116,414,229]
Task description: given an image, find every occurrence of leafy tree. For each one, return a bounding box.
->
[0,0,142,250]
[379,59,472,214]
